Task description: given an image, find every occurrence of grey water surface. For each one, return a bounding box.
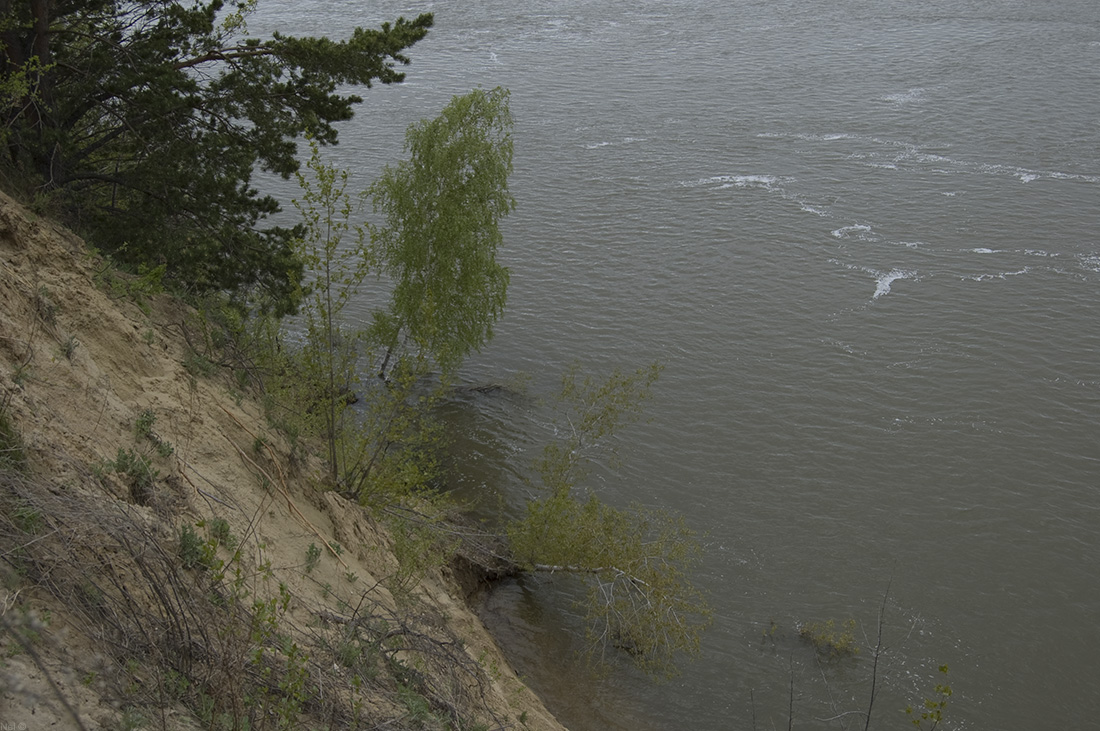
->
[252,1,1100,728]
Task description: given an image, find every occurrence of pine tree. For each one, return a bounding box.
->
[0,0,432,314]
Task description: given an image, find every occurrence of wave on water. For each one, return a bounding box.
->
[873,269,917,299]
[758,132,1100,185]
[757,132,856,142]
[831,259,918,300]
[584,137,647,150]
[962,268,1030,282]
[881,87,926,106]
[1076,254,1100,272]
[831,223,875,240]
[681,174,788,191]
[976,163,1100,185]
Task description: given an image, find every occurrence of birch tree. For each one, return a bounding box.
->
[368,86,514,379]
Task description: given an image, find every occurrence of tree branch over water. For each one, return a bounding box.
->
[507,363,712,678]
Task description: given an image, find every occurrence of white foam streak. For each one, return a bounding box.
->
[583,137,647,150]
[882,87,926,105]
[832,259,918,300]
[832,224,874,240]
[873,269,916,299]
[963,268,1030,281]
[759,131,1100,185]
[682,174,787,190]
[1076,254,1100,273]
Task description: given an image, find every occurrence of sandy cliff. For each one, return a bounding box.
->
[0,191,564,730]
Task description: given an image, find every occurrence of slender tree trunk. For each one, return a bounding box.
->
[0,0,24,161]
[324,222,339,486]
[0,0,57,178]
[30,0,49,63]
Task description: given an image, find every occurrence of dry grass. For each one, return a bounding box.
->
[0,464,512,730]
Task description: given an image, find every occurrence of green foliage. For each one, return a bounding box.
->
[514,492,709,677]
[93,410,174,503]
[109,447,159,504]
[397,682,442,725]
[331,623,379,679]
[246,583,311,729]
[0,54,52,147]
[287,136,372,485]
[92,260,166,316]
[338,361,447,505]
[798,618,859,658]
[304,542,322,573]
[10,500,42,534]
[184,350,218,381]
[178,524,208,570]
[906,665,953,730]
[119,706,148,731]
[245,87,514,513]
[179,519,238,573]
[507,363,711,677]
[385,506,459,600]
[270,140,454,505]
[206,518,237,550]
[369,86,515,377]
[0,1,433,313]
[134,409,157,442]
[533,362,663,490]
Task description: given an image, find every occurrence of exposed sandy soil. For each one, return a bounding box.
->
[0,190,565,730]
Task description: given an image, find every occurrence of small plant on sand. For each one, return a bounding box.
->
[134,408,173,457]
[205,518,237,551]
[134,409,156,440]
[59,334,78,361]
[110,447,159,505]
[178,525,208,570]
[304,543,322,573]
[11,501,43,534]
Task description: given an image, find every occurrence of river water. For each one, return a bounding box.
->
[251,1,1100,728]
